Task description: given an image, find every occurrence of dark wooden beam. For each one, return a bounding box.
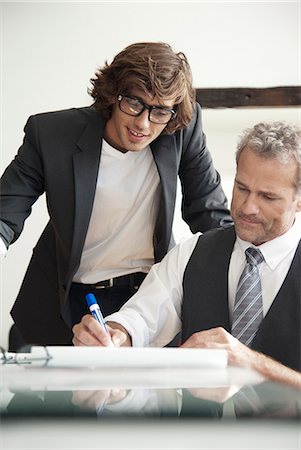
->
[196,86,301,108]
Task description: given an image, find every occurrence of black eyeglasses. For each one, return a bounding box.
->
[117,94,176,124]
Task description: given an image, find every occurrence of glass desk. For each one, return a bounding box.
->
[0,363,300,449]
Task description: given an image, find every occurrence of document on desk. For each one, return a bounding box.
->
[11,346,228,369]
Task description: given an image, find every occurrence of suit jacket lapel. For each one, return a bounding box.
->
[151,134,178,260]
[68,109,105,276]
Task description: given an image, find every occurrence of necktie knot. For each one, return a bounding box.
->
[245,247,264,266]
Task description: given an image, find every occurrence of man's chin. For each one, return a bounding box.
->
[234,224,263,245]
[124,140,149,152]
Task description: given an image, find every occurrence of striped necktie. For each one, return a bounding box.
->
[231,247,264,346]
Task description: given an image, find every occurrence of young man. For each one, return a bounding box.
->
[73,121,301,389]
[0,42,231,348]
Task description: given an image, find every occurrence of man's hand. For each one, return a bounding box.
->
[72,389,127,413]
[72,315,131,347]
[188,386,241,404]
[181,327,255,367]
[181,327,301,389]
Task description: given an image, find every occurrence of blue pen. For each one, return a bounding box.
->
[85,293,114,346]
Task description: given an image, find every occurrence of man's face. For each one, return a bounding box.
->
[231,147,301,246]
[104,89,175,153]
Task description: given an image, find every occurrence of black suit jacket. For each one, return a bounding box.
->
[0,104,231,344]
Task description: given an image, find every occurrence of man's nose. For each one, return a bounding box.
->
[241,194,260,215]
[133,109,151,129]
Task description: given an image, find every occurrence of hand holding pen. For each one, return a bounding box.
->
[72,294,130,347]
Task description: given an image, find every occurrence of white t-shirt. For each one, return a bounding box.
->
[73,140,160,283]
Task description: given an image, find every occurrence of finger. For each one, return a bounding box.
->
[72,326,103,346]
[72,390,109,411]
[110,329,128,347]
[180,331,209,348]
[180,333,229,349]
[108,388,127,404]
[82,315,115,346]
[72,319,107,347]
[72,336,84,346]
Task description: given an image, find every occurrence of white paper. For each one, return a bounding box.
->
[28,346,228,369]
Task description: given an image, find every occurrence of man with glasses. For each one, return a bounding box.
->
[0,42,231,349]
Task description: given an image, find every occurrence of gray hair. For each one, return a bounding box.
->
[236,121,301,194]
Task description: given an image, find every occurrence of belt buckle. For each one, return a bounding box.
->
[95,278,114,289]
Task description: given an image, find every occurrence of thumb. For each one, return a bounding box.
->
[111,330,128,347]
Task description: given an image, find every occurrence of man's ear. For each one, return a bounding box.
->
[296,197,301,212]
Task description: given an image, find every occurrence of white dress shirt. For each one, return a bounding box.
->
[228,219,301,320]
[105,218,301,347]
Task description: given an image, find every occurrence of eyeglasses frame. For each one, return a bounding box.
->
[117,94,177,124]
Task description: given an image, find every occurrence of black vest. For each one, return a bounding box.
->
[182,226,301,371]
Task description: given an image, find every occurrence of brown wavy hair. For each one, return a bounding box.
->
[88,42,196,134]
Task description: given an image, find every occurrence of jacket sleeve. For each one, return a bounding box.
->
[0,115,45,246]
[178,103,232,233]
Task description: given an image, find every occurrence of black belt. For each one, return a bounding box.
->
[73,272,147,290]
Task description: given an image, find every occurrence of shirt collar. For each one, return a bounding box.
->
[236,216,301,270]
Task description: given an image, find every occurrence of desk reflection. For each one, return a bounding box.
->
[5,382,301,420]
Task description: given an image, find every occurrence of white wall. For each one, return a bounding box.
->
[1,1,300,348]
